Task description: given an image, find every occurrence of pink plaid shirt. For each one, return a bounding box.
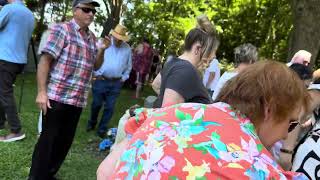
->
[41,19,97,107]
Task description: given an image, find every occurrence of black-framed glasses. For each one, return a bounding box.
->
[288,121,301,132]
[76,7,96,14]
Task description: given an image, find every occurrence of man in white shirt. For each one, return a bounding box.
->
[87,24,132,138]
[203,58,220,96]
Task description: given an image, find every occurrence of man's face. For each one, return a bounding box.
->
[112,35,123,47]
[73,3,96,28]
[303,59,310,66]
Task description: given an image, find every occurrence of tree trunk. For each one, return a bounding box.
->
[61,0,71,22]
[289,0,320,67]
[100,0,122,37]
[35,0,48,41]
[101,17,119,37]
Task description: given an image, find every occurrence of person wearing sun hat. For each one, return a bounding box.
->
[28,0,111,179]
[109,24,130,42]
[86,24,132,138]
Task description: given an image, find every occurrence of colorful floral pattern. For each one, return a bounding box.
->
[111,102,307,180]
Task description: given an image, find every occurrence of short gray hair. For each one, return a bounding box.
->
[234,43,258,67]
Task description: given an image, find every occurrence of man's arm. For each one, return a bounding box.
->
[121,49,132,82]
[94,48,105,70]
[94,37,111,70]
[36,23,67,114]
[278,126,301,170]
[36,53,53,115]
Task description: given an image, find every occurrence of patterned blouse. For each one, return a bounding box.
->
[132,42,153,75]
[111,103,307,180]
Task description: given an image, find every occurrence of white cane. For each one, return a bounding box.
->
[38,110,42,135]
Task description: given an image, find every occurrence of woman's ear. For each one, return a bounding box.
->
[194,47,200,56]
[192,43,202,56]
[195,50,199,56]
[264,104,272,122]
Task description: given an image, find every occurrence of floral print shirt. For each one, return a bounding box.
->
[111,103,308,180]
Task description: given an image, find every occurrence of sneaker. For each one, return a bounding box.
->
[0,132,26,142]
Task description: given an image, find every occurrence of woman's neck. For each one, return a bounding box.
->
[178,52,199,67]
[234,63,250,73]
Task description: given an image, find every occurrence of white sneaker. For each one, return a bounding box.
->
[0,133,26,142]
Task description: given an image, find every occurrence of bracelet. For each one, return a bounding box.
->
[280,148,294,154]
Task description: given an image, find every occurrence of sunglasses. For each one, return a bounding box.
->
[288,120,301,132]
[76,7,96,14]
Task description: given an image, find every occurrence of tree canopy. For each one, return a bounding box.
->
[27,0,320,65]
[123,0,292,63]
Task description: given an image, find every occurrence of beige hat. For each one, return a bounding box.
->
[110,24,130,42]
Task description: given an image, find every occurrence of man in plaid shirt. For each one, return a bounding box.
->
[28,0,109,179]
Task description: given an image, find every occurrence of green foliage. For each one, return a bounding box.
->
[25,0,39,11]
[219,58,234,74]
[213,0,292,63]
[123,0,208,56]
[29,0,293,62]
[123,0,292,62]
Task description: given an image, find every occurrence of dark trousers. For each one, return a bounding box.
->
[29,100,82,180]
[87,79,122,133]
[0,103,6,129]
[0,60,24,133]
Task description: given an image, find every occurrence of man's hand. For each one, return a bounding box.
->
[94,36,111,70]
[97,36,111,50]
[36,91,51,115]
[301,118,313,128]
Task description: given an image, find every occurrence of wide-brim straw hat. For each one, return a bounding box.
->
[110,24,130,42]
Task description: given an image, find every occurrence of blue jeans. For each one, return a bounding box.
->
[87,79,122,133]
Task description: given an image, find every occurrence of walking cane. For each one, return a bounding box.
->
[18,38,38,113]
[18,72,25,114]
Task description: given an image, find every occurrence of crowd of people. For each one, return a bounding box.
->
[1,0,320,179]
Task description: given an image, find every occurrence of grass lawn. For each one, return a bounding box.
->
[0,73,156,180]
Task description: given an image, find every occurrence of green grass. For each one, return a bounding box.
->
[0,73,156,180]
